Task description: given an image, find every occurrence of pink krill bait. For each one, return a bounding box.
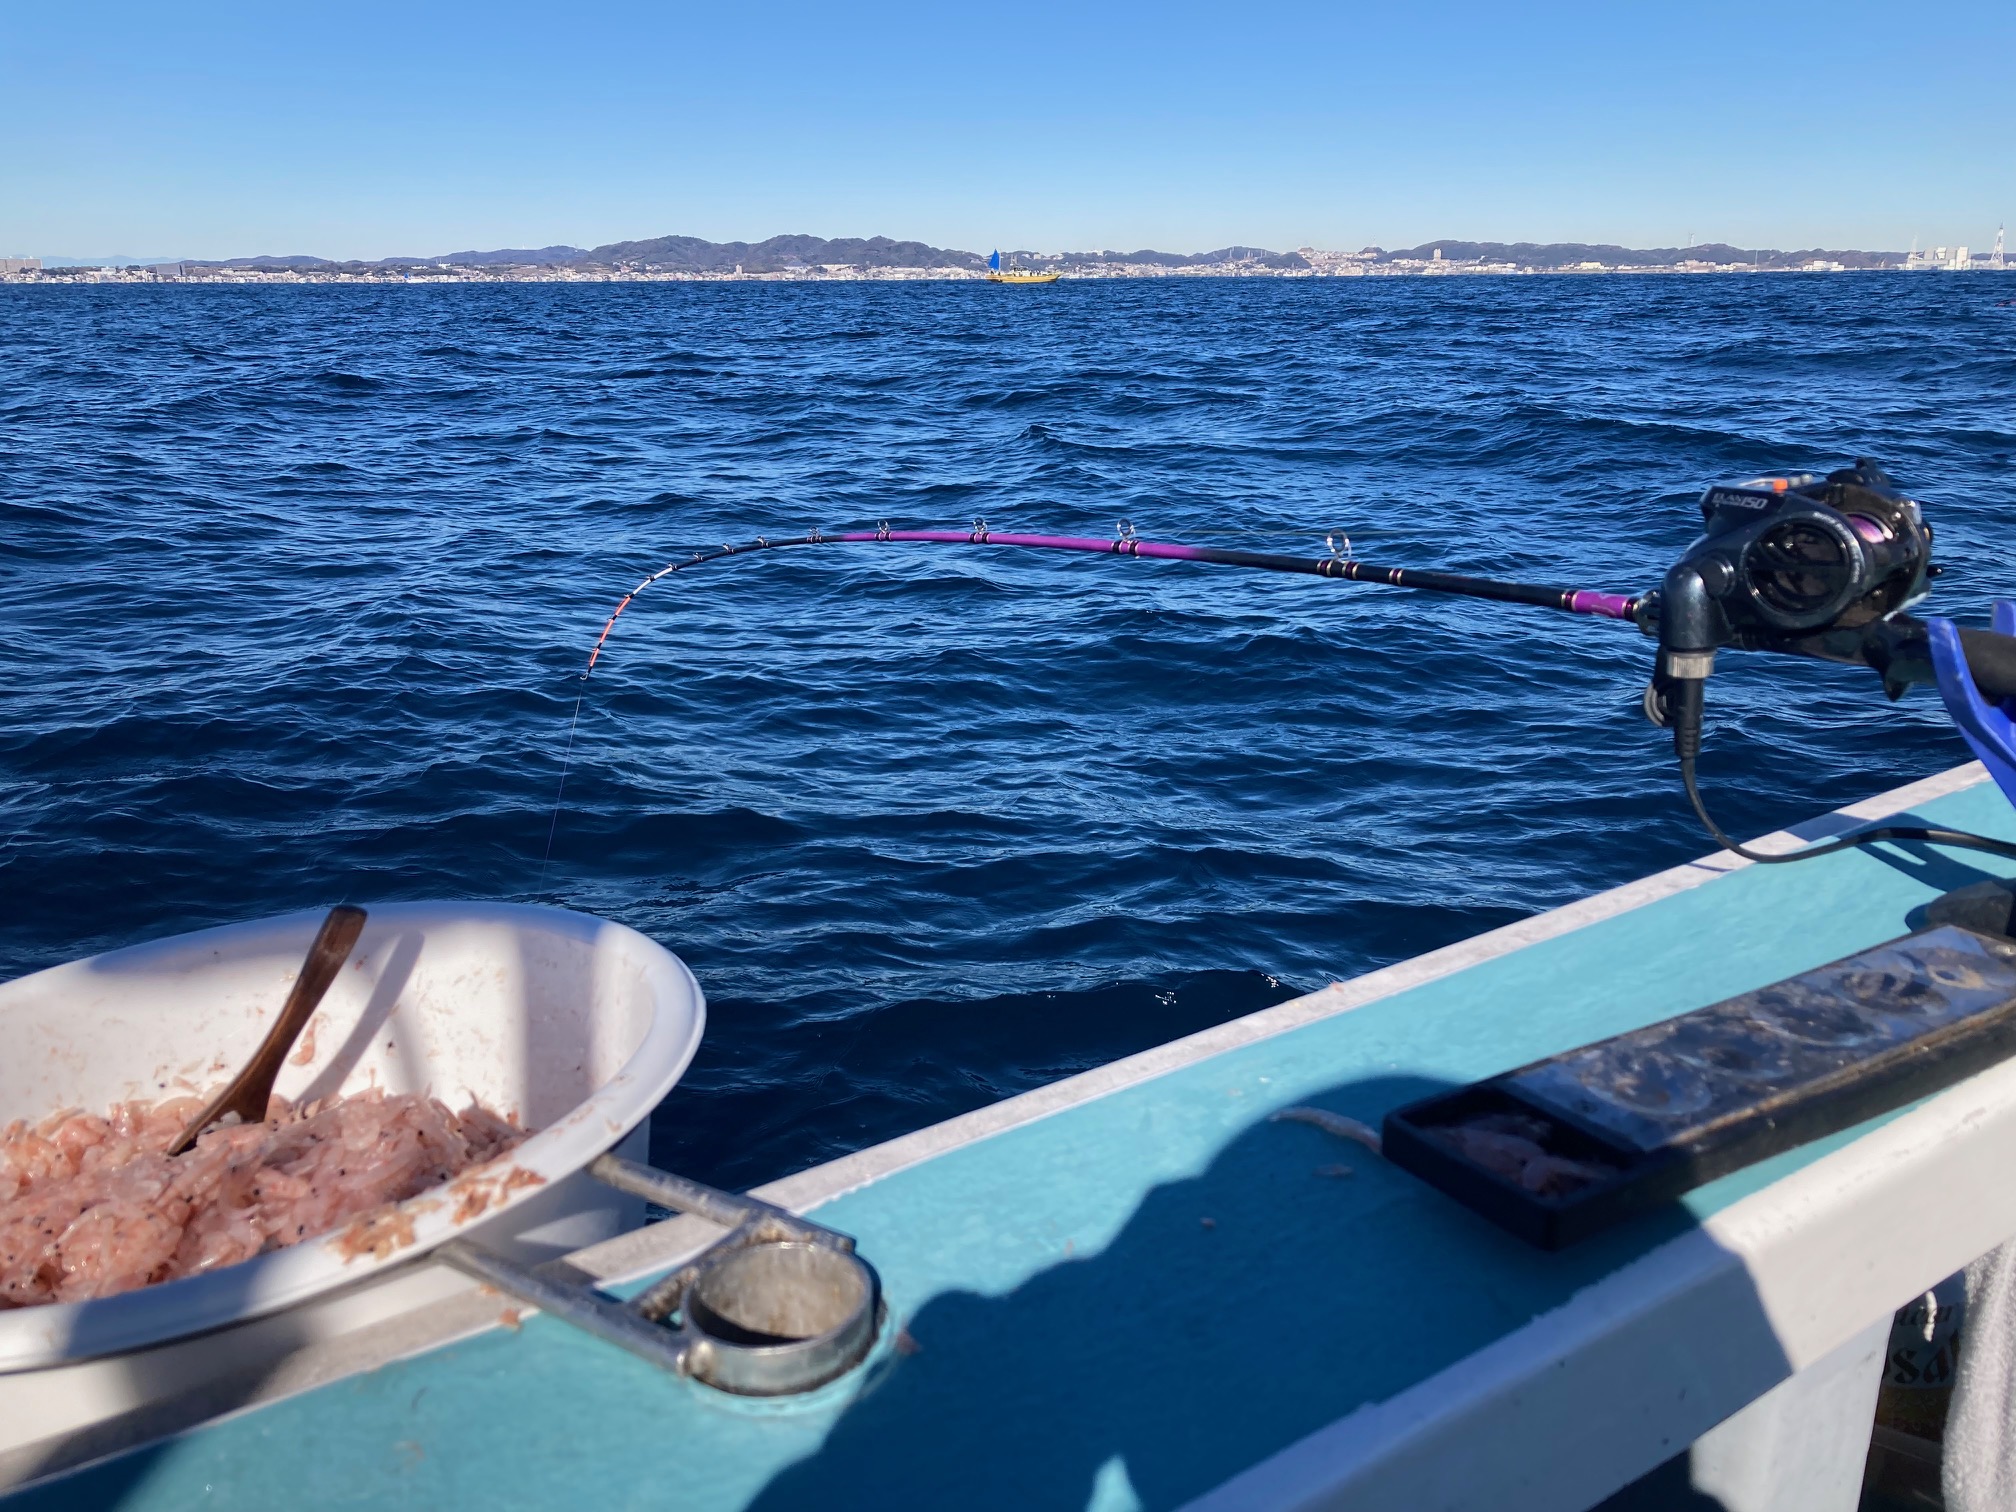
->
[0,1089,526,1308]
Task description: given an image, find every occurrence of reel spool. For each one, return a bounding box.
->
[1642,459,1936,732]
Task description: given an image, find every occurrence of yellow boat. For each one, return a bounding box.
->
[985,250,1060,284]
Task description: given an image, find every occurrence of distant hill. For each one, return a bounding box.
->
[191,247,588,270]
[40,255,182,268]
[178,236,1314,274]
[169,233,1909,275]
[1043,245,1310,270]
[195,255,338,269]
[413,246,588,267]
[583,234,982,273]
[1375,240,1900,270]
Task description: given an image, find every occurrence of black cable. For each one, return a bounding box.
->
[1680,754,2016,866]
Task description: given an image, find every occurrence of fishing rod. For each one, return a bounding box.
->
[583,522,1642,674]
[574,460,2016,869]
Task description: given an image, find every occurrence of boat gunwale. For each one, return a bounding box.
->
[4,763,1996,1503]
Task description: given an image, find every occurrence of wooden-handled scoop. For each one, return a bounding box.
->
[167,905,368,1156]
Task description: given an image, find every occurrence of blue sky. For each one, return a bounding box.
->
[3,0,2009,259]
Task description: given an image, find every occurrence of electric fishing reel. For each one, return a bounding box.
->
[1639,460,1935,734]
[1637,459,2016,865]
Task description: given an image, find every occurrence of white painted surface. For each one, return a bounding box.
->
[1687,1315,1887,1512]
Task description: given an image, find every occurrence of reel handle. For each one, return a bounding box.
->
[1956,627,2016,704]
[1928,606,2016,815]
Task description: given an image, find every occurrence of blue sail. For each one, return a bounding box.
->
[988,250,1001,272]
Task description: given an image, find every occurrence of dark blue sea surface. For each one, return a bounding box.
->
[3,277,2012,1188]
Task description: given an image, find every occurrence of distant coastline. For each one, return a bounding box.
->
[4,231,2006,284]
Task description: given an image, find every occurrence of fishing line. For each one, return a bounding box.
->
[538,690,586,891]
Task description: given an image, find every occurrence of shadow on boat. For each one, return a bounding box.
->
[746,1072,1787,1512]
[1859,829,2003,901]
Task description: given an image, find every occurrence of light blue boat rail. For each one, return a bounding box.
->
[11,764,2016,1511]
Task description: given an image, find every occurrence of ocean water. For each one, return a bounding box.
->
[2,276,2012,1189]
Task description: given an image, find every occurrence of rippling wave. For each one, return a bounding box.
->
[2,277,2011,1185]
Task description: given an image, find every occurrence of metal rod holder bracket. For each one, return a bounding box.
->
[441,1155,882,1396]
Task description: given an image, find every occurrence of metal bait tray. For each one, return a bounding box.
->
[1383,924,2016,1248]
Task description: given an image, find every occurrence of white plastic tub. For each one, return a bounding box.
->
[0,902,705,1371]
